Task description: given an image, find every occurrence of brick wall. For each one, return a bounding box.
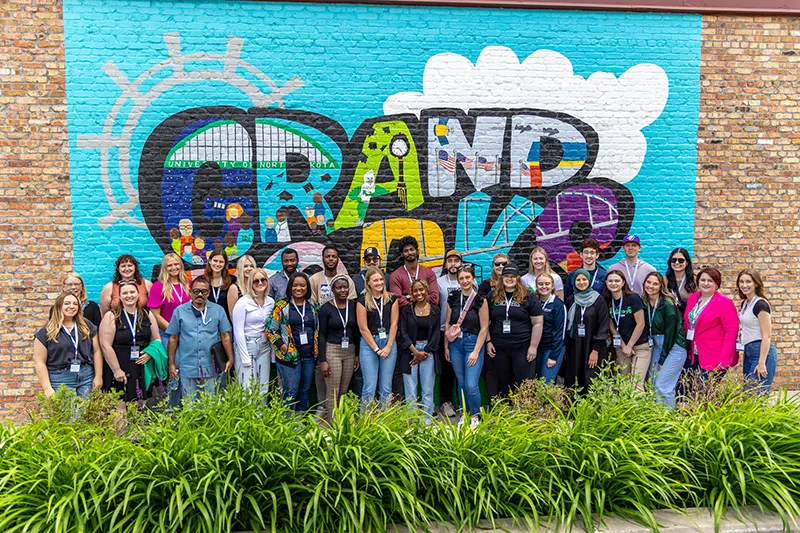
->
[0,2,797,421]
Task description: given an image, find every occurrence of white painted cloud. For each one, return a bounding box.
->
[383,47,669,184]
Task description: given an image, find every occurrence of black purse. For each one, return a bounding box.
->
[211,342,228,374]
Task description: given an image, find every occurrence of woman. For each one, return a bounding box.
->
[33,292,103,398]
[486,264,543,398]
[604,270,650,384]
[398,279,440,421]
[477,253,508,296]
[357,267,399,408]
[445,265,489,428]
[232,268,274,395]
[534,273,566,383]
[563,269,609,393]
[318,275,360,422]
[147,253,191,348]
[99,281,161,402]
[642,272,688,408]
[665,248,696,316]
[228,254,257,316]
[683,267,739,375]
[268,272,319,412]
[99,255,152,315]
[522,247,565,300]
[205,250,237,320]
[737,269,778,392]
[63,273,101,327]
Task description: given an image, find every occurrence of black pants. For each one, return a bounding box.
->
[493,343,534,398]
[437,335,456,405]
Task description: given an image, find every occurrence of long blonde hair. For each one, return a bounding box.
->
[363,267,392,311]
[245,268,271,299]
[642,272,676,306]
[159,253,190,302]
[489,253,509,289]
[112,281,146,328]
[62,272,88,302]
[528,246,556,278]
[46,292,90,341]
[236,254,258,296]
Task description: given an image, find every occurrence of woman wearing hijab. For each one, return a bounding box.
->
[562,269,609,393]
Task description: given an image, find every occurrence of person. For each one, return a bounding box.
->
[683,267,739,375]
[205,250,237,320]
[231,268,274,395]
[389,236,439,307]
[398,279,440,422]
[642,272,688,408]
[604,270,650,385]
[353,247,390,295]
[534,273,566,383]
[486,264,544,398]
[99,254,152,315]
[736,269,778,393]
[565,238,607,299]
[665,248,697,316]
[62,273,101,327]
[268,248,299,302]
[435,250,463,418]
[309,245,357,305]
[98,280,161,402]
[477,253,508,296]
[147,253,191,348]
[318,275,360,422]
[521,247,564,300]
[268,272,319,412]
[563,269,609,392]
[608,236,656,295]
[229,254,257,313]
[34,292,103,398]
[166,277,234,402]
[357,267,399,408]
[444,265,489,428]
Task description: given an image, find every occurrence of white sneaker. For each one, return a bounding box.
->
[457,415,466,427]
[441,401,457,418]
[469,415,480,430]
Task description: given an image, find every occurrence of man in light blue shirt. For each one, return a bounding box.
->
[268,248,299,302]
[166,276,233,402]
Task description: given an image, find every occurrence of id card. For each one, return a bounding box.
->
[378,328,387,340]
[70,362,80,373]
[299,332,309,345]
[341,336,350,350]
[686,329,694,341]
[130,345,140,360]
[502,320,511,334]
[648,336,654,348]
[577,325,586,338]
[736,340,745,351]
[613,335,622,348]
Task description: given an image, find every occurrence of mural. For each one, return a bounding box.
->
[62,1,702,296]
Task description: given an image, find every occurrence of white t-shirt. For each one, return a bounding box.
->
[521,272,563,294]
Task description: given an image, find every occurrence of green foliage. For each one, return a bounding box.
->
[1,375,799,533]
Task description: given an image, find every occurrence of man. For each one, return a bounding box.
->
[565,238,608,299]
[389,236,440,307]
[352,247,390,295]
[308,245,357,305]
[436,250,464,418]
[609,235,656,295]
[166,276,234,403]
[268,248,299,301]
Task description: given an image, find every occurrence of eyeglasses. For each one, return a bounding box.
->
[192,289,209,295]
[64,282,82,289]
[670,258,686,264]
[494,261,508,267]
[253,278,268,285]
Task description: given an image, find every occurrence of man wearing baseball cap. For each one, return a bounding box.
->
[609,235,656,295]
[436,249,464,418]
[352,246,390,296]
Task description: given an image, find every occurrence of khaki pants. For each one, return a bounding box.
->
[324,342,355,423]
[615,343,652,389]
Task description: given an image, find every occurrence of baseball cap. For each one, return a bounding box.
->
[622,235,641,245]
[363,247,380,259]
[501,263,520,276]
[444,250,462,260]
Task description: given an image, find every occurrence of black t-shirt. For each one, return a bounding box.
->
[319,301,358,346]
[487,290,543,347]
[82,301,102,328]
[447,290,485,336]
[288,300,316,358]
[609,293,648,345]
[34,322,98,371]
[477,279,494,297]
[357,293,396,336]
[753,300,771,316]
[415,313,431,341]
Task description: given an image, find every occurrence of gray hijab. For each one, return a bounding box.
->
[567,268,601,333]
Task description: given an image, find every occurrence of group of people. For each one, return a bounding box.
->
[33,234,779,427]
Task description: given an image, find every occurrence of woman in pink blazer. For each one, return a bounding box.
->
[683,267,739,371]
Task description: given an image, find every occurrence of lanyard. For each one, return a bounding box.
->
[739,296,760,318]
[647,297,658,328]
[335,302,349,330]
[63,325,79,360]
[579,306,587,325]
[611,296,624,327]
[172,283,185,302]
[211,285,221,302]
[373,296,385,326]
[624,261,640,287]
[689,295,713,327]
[404,265,419,284]
[123,310,138,342]
[588,268,598,288]
[292,300,308,327]
[194,305,209,325]
[672,276,686,301]
[504,292,514,320]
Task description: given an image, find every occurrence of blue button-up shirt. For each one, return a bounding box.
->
[166,301,232,379]
[268,271,290,302]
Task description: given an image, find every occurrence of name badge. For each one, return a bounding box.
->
[648,336,654,348]
[70,362,81,373]
[577,325,586,338]
[736,340,745,351]
[299,332,309,345]
[130,345,140,360]
[341,336,349,350]
[613,335,622,348]
[502,320,511,334]
[378,328,387,340]
[686,329,694,341]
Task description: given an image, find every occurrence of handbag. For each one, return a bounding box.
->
[210,341,228,374]
[445,291,477,342]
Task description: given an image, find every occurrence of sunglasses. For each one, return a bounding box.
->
[192,289,210,295]
[494,261,508,267]
[253,278,268,285]
[670,258,687,264]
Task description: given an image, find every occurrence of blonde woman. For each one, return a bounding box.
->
[232,268,275,395]
[477,253,508,296]
[34,292,103,398]
[522,247,564,300]
[146,253,191,347]
[228,254,257,316]
[62,272,102,327]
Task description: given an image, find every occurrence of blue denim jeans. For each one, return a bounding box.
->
[536,346,564,384]
[276,357,316,412]
[403,340,435,418]
[360,334,398,408]
[449,332,484,416]
[650,334,687,409]
[180,374,221,403]
[49,365,94,399]
[160,328,182,407]
[743,340,778,394]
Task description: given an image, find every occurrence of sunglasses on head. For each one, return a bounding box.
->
[192,289,209,295]
[494,261,508,267]
[670,258,686,264]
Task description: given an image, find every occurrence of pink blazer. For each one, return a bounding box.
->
[683,292,739,370]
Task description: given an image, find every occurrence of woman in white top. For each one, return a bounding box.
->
[736,269,777,393]
[521,247,564,300]
[232,267,275,395]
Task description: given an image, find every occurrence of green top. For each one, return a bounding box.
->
[645,298,688,364]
